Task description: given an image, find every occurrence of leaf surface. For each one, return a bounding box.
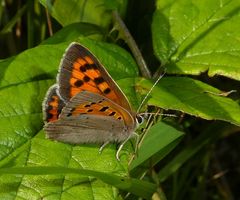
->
[152,0,240,80]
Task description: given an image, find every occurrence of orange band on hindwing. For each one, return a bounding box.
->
[44,86,65,122]
[68,99,123,121]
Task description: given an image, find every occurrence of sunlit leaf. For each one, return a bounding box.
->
[152,0,240,80]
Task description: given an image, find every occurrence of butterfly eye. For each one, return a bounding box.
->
[136,115,144,125]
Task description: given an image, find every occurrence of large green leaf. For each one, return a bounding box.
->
[39,0,128,28]
[137,77,240,126]
[152,0,240,80]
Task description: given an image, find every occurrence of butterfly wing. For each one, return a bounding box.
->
[57,42,132,112]
[44,91,136,143]
[42,85,65,123]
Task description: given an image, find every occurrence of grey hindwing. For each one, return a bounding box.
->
[44,114,131,143]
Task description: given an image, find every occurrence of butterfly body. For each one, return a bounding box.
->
[43,43,138,152]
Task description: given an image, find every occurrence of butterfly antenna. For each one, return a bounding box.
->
[138,112,177,118]
[137,70,166,113]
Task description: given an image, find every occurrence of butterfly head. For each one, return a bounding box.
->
[136,114,145,126]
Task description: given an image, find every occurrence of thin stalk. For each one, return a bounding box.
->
[112,10,151,79]
[45,8,53,36]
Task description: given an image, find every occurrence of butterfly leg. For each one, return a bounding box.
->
[127,132,140,164]
[99,141,110,154]
[116,133,138,161]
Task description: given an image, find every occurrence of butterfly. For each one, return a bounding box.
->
[42,42,144,160]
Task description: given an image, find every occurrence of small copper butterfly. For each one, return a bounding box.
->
[42,43,143,160]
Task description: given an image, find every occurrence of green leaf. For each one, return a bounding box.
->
[152,0,240,80]
[0,43,68,88]
[137,77,240,126]
[39,0,128,28]
[0,81,52,161]
[0,166,156,199]
[130,122,184,170]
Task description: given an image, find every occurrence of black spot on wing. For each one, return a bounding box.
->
[103,88,111,94]
[79,63,97,72]
[94,77,104,85]
[74,80,84,87]
[80,66,87,72]
[83,75,90,82]
[99,106,109,112]
[109,111,116,116]
[85,63,97,70]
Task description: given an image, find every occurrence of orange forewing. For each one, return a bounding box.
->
[58,43,132,112]
[69,56,114,98]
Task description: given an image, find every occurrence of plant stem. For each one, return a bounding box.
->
[45,8,53,36]
[112,11,152,79]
